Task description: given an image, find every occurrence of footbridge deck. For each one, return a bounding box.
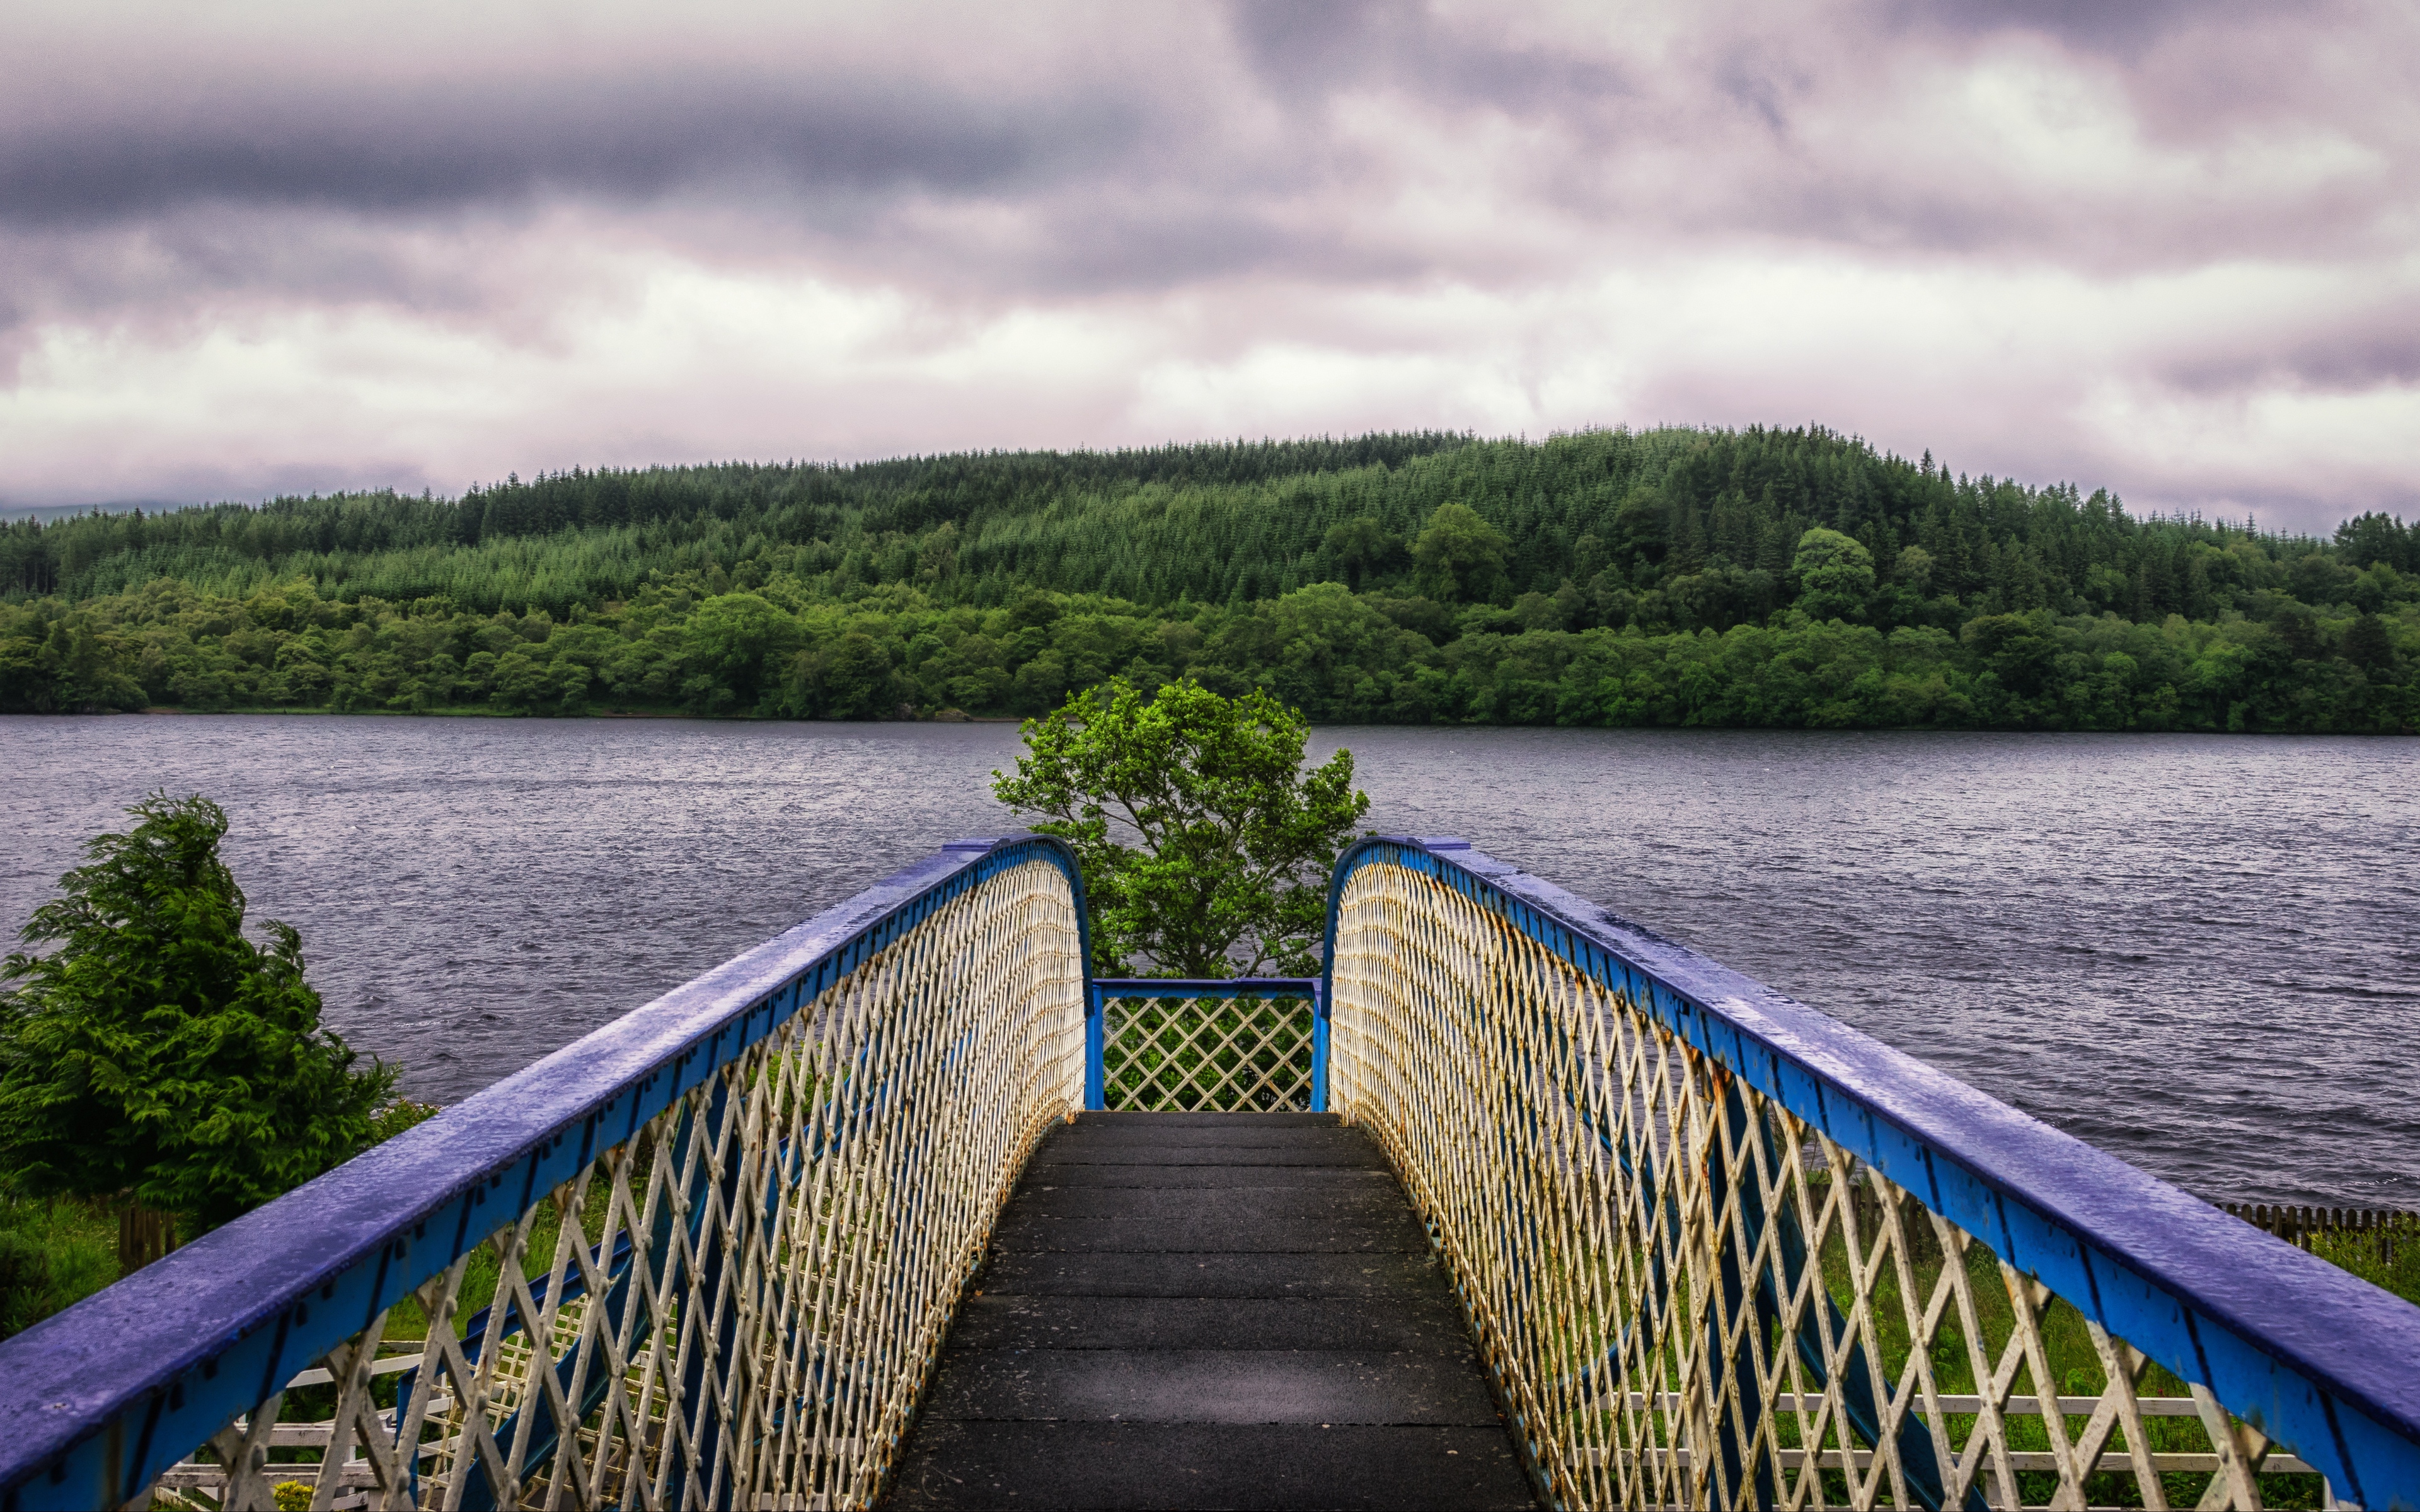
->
[888,1113,1533,1510]
[3,835,2417,1511]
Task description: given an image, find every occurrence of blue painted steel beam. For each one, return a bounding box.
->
[0,835,1095,1512]
[1320,836,2420,1511]
[1089,977,1320,997]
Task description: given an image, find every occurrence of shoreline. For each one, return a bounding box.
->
[118,705,1030,723]
[0,706,2383,736]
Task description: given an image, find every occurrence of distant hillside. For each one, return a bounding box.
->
[3,433,1475,607]
[3,428,2413,731]
[11,426,2409,618]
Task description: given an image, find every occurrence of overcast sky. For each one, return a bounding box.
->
[2,0,2412,534]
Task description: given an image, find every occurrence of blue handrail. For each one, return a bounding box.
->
[0,835,1092,1512]
[1321,836,2420,1510]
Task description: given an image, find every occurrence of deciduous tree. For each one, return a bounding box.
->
[993,679,1369,976]
[1412,502,1511,604]
[1792,527,1877,622]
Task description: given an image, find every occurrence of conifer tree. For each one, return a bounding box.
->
[0,794,394,1230]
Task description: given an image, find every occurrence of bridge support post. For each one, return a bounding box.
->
[1309,980,1330,1113]
[1084,981,1106,1111]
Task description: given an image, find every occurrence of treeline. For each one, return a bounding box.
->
[1,433,1475,606]
[4,563,2412,733]
[15,426,2420,619]
[3,427,2414,731]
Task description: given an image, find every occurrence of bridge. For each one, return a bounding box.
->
[1,835,2415,1510]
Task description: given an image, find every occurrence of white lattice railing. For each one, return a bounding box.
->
[1324,838,2420,1512]
[0,839,1088,1512]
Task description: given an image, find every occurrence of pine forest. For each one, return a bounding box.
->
[3,427,2414,733]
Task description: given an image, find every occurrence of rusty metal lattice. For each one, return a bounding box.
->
[141,852,1085,1512]
[1326,852,2375,1512]
[1099,994,1316,1113]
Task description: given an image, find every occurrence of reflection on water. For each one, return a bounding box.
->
[4,714,2413,1208]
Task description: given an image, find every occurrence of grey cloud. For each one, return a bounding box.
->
[1224,0,1635,119]
[1708,42,1809,139]
[0,210,555,366]
[3,1,2417,530]
[2160,323,2420,398]
[1888,0,2415,146]
[6,1,2411,300]
[1891,0,2293,53]
[0,78,1142,227]
[980,202,1373,294]
[1232,2,2414,275]
[1224,0,1389,94]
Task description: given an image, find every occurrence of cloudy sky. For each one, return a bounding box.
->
[2,0,2412,534]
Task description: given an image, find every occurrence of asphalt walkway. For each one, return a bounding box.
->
[885,1111,1535,1511]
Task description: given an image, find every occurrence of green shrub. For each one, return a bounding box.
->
[369,1099,442,1143]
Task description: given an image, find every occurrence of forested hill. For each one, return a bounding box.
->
[4,433,1477,606]
[4,427,2415,732]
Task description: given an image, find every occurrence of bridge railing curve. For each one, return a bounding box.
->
[0,836,1091,1512]
[1322,837,2420,1512]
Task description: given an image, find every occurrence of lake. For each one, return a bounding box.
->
[3,714,2413,1210]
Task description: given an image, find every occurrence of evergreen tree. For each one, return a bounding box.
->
[0,794,395,1229]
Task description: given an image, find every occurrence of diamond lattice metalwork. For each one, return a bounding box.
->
[145,855,1083,1512]
[1100,994,1315,1112]
[1328,856,2332,1511]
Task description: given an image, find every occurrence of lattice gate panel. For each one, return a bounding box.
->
[156,856,1085,1512]
[1100,994,1317,1113]
[1327,859,2318,1512]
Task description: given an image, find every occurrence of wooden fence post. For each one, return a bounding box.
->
[116,1205,178,1276]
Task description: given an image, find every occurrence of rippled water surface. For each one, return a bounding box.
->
[3,715,2413,1208]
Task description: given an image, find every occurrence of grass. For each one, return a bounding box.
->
[0,1101,444,1346]
[0,1196,120,1339]
[2307,1223,2420,1307]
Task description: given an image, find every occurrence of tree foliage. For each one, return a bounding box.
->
[0,794,395,1228]
[992,679,1369,976]
[1411,501,1512,603]
[2,427,2414,731]
[1791,527,1877,621]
